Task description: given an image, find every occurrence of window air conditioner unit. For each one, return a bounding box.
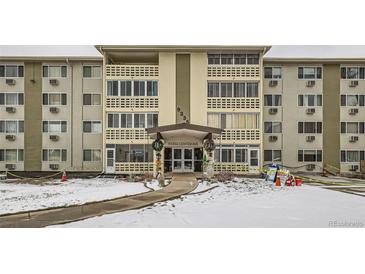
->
[49,135,59,141]
[49,164,59,170]
[49,79,59,86]
[5,79,16,85]
[349,108,359,115]
[5,164,16,170]
[49,107,59,113]
[349,165,359,171]
[349,136,359,142]
[306,135,315,142]
[5,107,16,113]
[269,108,278,114]
[306,164,316,171]
[349,80,359,87]
[306,108,316,114]
[269,135,278,142]
[269,80,278,87]
[5,135,16,141]
[306,80,315,87]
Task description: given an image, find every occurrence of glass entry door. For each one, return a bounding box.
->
[106,148,115,174]
[172,148,194,172]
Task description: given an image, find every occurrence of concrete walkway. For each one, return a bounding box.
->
[0,173,198,228]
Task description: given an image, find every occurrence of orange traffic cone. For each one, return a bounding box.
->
[275,176,281,187]
[61,171,67,182]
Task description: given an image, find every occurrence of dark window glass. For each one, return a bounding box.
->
[220,83,232,97]
[221,54,233,64]
[247,83,258,97]
[43,94,48,105]
[18,66,24,77]
[317,122,322,134]
[0,93,4,105]
[61,94,67,105]
[83,94,91,105]
[234,83,246,97]
[264,67,272,79]
[341,151,346,162]
[43,66,48,77]
[134,81,145,96]
[61,150,67,161]
[0,66,4,77]
[360,122,365,134]
[264,150,272,161]
[298,150,303,162]
[43,121,48,132]
[61,121,67,132]
[208,54,220,65]
[316,67,322,79]
[18,93,24,105]
[146,81,158,96]
[360,151,365,161]
[42,150,48,161]
[264,122,272,133]
[298,95,303,106]
[359,95,365,106]
[298,122,303,133]
[298,67,303,79]
[247,54,259,64]
[61,66,67,77]
[208,82,220,97]
[341,122,346,134]
[264,95,273,106]
[83,121,91,133]
[121,81,132,96]
[341,67,346,79]
[341,95,346,106]
[317,151,322,162]
[83,66,92,78]
[234,54,246,64]
[18,121,24,133]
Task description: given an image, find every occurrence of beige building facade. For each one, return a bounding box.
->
[1,45,364,175]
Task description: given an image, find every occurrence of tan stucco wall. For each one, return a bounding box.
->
[175,54,190,124]
[24,62,42,171]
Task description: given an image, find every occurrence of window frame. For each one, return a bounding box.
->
[264,67,282,79]
[82,120,102,133]
[0,93,24,106]
[82,65,102,78]
[83,93,101,106]
[0,65,24,78]
[298,66,322,80]
[0,120,24,133]
[42,65,68,78]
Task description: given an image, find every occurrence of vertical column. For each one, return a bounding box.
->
[24,62,42,171]
[323,64,341,169]
[175,54,190,124]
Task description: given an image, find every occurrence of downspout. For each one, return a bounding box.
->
[66,58,73,170]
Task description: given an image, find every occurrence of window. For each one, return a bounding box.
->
[83,149,101,161]
[42,149,67,161]
[83,66,101,78]
[207,53,259,65]
[83,121,101,133]
[107,81,119,96]
[208,83,220,97]
[298,122,322,134]
[298,150,322,162]
[341,122,365,134]
[0,65,24,77]
[341,150,365,162]
[147,81,158,96]
[0,120,24,133]
[133,81,145,96]
[83,94,101,105]
[264,150,282,162]
[220,83,232,97]
[298,94,322,106]
[207,82,259,98]
[42,121,67,133]
[264,122,282,133]
[298,67,322,79]
[43,93,67,105]
[120,81,132,96]
[264,95,282,106]
[107,113,157,128]
[208,113,260,129]
[341,95,365,106]
[0,93,24,105]
[215,145,259,164]
[43,65,67,78]
[264,67,282,79]
[115,144,152,162]
[341,67,365,79]
[0,149,23,162]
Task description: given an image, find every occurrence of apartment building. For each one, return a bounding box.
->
[98,46,267,175]
[0,46,103,173]
[264,46,365,174]
[1,45,364,175]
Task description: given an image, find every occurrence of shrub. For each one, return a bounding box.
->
[215,171,235,182]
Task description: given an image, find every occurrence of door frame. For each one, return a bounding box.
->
[105,148,115,174]
[172,148,194,173]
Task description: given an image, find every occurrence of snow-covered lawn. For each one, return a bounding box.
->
[57,178,365,228]
[0,178,151,215]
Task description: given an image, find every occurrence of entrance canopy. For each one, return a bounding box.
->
[146,123,222,146]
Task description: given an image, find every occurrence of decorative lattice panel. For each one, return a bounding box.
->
[106,65,159,78]
[214,163,249,173]
[115,162,153,173]
[216,129,260,141]
[208,65,260,78]
[207,98,260,109]
[106,129,151,140]
[106,97,159,109]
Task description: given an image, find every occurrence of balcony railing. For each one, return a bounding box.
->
[106,65,159,78]
[215,129,260,141]
[115,162,153,174]
[106,128,151,141]
[207,98,260,109]
[106,96,159,109]
[208,65,260,78]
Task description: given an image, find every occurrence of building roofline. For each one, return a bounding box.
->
[263,57,365,63]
